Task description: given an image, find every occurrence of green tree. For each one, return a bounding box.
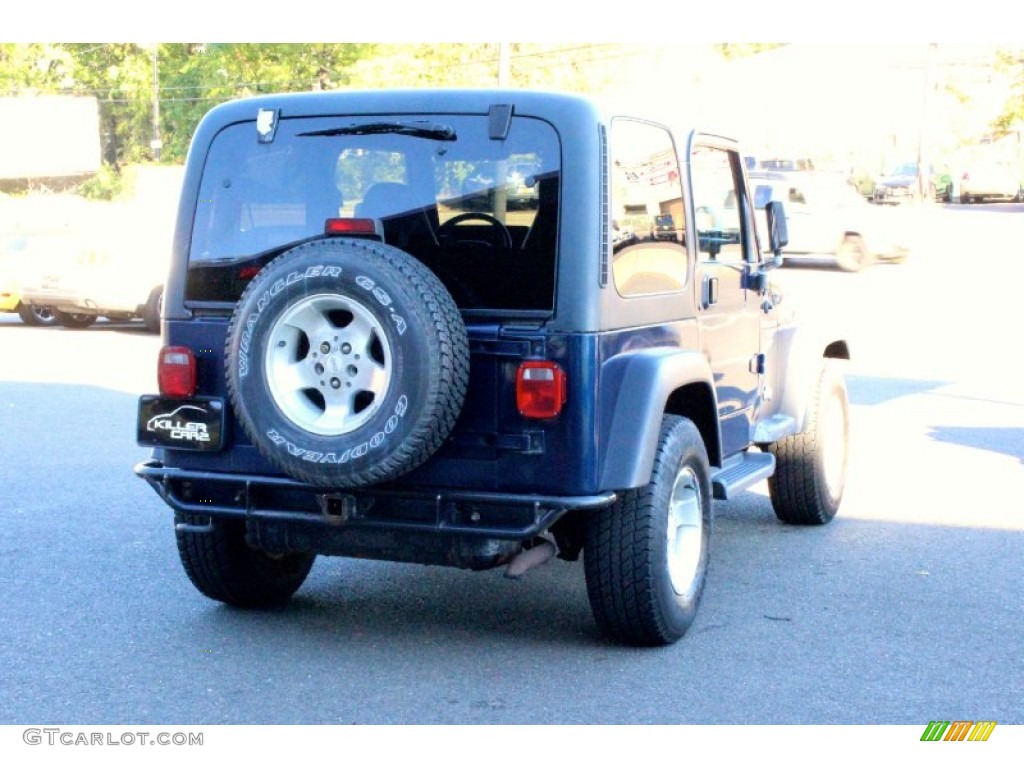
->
[993,48,1024,135]
[713,43,785,60]
[2,43,378,167]
[349,43,498,88]
[1,42,755,168]
[157,43,376,163]
[0,43,73,92]
[347,43,650,92]
[62,44,153,167]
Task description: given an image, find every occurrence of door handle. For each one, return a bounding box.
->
[703,275,719,308]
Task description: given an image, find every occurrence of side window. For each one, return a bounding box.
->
[690,145,747,263]
[609,119,687,297]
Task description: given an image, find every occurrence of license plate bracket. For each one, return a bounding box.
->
[137,396,226,452]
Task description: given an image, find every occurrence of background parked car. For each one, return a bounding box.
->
[16,232,113,329]
[0,230,81,325]
[19,212,166,332]
[0,194,89,327]
[752,171,911,271]
[0,233,66,327]
[954,155,1022,203]
[757,157,816,172]
[17,166,180,332]
[872,161,952,204]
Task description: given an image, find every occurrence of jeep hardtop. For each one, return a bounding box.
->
[136,89,850,647]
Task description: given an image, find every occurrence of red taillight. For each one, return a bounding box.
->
[325,217,380,236]
[158,346,197,397]
[516,361,567,419]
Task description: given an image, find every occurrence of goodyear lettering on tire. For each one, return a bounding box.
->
[238,265,343,378]
[265,395,409,464]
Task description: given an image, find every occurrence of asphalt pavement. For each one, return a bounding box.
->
[0,203,1021,731]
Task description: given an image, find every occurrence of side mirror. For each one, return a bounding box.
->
[765,200,789,256]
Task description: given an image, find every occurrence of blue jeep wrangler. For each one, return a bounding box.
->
[136,89,850,647]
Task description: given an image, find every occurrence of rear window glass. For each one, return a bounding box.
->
[187,113,560,312]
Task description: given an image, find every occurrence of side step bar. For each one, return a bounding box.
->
[711,451,776,500]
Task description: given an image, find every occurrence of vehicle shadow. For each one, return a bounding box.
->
[939,202,1024,214]
[207,557,607,649]
[846,374,950,406]
[0,316,155,335]
[927,425,1024,464]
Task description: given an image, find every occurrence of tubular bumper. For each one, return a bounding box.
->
[134,460,616,541]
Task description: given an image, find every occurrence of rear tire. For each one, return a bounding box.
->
[143,286,162,334]
[767,361,849,525]
[175,513,315,608]
[16,302,58,327]
[836,235,870,272]
[584,416,712,646]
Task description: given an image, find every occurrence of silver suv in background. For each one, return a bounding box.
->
[955,156,1022,203]
[753,171,910,271]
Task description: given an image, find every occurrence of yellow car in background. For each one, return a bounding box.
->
[0,234,59,326]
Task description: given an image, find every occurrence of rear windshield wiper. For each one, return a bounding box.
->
[299,121,456,141]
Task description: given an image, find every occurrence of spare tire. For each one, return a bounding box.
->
[225,238,469,489]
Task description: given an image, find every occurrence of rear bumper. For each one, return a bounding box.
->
[134,459,615,542]
[21,286,91,313]
[960,186,1019,199]
[22,286,143,316]
[872,186,913,203]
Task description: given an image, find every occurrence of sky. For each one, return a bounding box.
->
[4,1,1021,44]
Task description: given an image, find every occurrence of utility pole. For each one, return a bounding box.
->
[498,43,511,87]
[917,43,938,201]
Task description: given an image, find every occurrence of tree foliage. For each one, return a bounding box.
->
[713,43,785,60]
[1,43,756,170]
[0,43,74,91]
[1,43,376,166]
[993,48,1024,135]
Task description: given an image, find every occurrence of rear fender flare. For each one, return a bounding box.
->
[598,348,720,490]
